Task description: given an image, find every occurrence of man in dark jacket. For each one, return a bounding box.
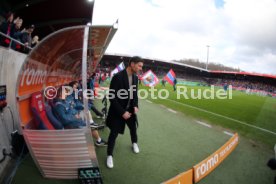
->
[20,24,34,53]
[106,56,144,168]
[0,12,14,47]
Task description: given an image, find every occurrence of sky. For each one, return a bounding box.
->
[93,0,276,74]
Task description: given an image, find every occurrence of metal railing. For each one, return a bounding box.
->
[0,31,33,50]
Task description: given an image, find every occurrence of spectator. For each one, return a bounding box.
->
[31,35,39,47]
[67,81,105,127]
[11,18,23,51]
[54,86,107,146]
[0,12,14,47]
[20,24,34,53]
[54,86,86,129]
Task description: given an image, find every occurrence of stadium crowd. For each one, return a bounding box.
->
[100,60,276,95]
[0,12,39,53]
[207,78,276,94]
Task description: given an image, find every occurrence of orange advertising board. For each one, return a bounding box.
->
[17,62,75,126]
[162,169,193,184]
[193,133,239,183]
[18,62,75,97]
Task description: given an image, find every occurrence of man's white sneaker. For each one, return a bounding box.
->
[133,143,140,153]
[106,155,113,168]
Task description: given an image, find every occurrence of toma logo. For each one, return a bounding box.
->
[194,135,238,182]
[20,68,48,87]
[195,154,219,179]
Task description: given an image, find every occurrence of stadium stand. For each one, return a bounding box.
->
[0,0,93,53]
[100,54,276,96]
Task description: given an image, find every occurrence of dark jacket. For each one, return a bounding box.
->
[0,21,14,47]
[11,27,23,50]
[106,69,138,134]
[53,99,85,128]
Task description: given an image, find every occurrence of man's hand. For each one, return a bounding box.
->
[13,17,20,24]
[134,107,139,114]
[122,111,132,120]
[75,114,81,119]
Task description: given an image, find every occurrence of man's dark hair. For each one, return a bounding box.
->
[56,86,63,98]
[128,56,144,66]
[69,81,78,87]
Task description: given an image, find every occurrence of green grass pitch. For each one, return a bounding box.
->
[139,84,276,147]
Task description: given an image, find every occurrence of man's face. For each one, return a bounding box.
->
[28,28,34,33]
[16,21,22,28]
[131,62,143,74]
[61,89,68,100]
[8,14,14,22]
[73,83,78,90]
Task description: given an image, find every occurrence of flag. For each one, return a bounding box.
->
[141,70,159,87]
[110,62,125,77]
[164,69,176,85]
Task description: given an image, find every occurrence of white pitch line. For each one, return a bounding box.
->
[165,98,276,136]
[196,121,212,128]
[224,131,234,136]
[167,108,177,114]
[146,100,153,104]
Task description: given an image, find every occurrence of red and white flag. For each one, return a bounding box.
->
[141,70,159,87]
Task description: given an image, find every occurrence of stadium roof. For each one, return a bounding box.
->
[105,53,209,72]
[210,70,276,79]
[0,0,94,38]
[105,53,276,80]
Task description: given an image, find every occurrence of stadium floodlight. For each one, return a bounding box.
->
[113,19,119,29]
[206,45,210,70]
[87,22,92,26]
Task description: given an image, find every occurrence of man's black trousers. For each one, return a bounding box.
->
[107,118,137,156]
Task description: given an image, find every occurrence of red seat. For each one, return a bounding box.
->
[31,92,55,130]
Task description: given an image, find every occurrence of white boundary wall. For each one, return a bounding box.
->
[0,47,26,180]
